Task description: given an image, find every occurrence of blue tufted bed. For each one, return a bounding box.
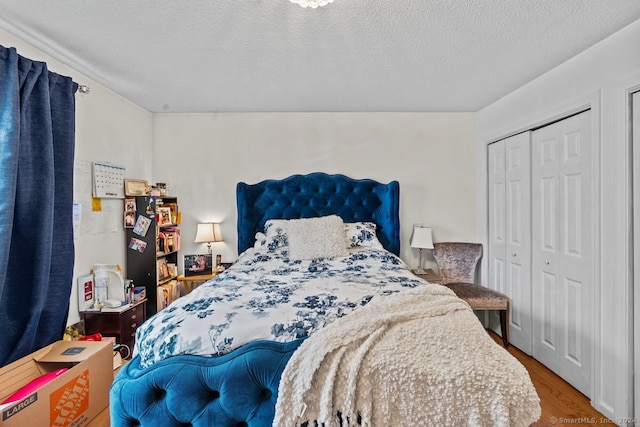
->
[110,173,401,426]
[110,173,540,427]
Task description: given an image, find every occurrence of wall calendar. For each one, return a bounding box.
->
[92,162,125,198]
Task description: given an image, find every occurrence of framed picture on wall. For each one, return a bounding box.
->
[124,179,149,196]
[184,254,212,276]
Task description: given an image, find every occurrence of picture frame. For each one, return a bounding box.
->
[156,182,167,196]
[124,198,136,212]
[157,207,173,225]
[157,257,170,280]
[124,179,150,196]
[77,274,96,311]
[184,254,213,276]
[162,202,179,224]
[124,211,136,228]
[124,197,136,228]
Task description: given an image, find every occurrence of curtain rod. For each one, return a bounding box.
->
[78,84,90,94]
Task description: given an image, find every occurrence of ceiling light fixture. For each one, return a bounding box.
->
[290,0,334,8]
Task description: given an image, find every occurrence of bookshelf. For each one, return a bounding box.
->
[125,195,181,316]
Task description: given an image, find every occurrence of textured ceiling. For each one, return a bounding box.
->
[1,1,639,113]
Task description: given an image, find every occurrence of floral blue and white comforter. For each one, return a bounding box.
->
[134,247,428,368]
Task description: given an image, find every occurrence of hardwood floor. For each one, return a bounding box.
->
[87,405,110,427]
[89,332,612,426]
[488,332,612,426]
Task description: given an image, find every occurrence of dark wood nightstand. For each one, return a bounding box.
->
[412,268,443,284]
[81,299,146,354]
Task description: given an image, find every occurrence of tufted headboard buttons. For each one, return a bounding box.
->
[236,173,400,255]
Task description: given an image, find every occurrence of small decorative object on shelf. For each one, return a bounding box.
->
[156,182,167,196]
[215,254,225,273]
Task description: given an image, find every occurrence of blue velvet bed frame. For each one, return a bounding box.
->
[110,173,400,427]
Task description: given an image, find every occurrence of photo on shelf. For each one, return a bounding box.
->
[184,254,212,276]
[157,257,170,280]
[162,203,179,224]
[157,207,172,226]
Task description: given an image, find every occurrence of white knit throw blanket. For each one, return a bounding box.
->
[273,284,541,427]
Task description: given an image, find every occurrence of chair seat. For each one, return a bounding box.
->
[445,282,508,311]
[432,243,510,347]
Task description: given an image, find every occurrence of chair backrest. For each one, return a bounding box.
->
[432,242,483,284]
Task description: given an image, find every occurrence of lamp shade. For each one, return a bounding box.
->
[410,226,433,249]
[195,222,223,243]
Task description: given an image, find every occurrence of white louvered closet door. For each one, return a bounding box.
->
[531,110,593,397]
[488,132,532,353]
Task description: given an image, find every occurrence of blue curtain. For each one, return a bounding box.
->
[0,45,77,366]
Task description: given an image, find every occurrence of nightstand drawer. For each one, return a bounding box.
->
[120,303,145,346]
[81,300,146,356]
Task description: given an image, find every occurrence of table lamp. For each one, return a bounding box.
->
[410,225,433,274]
[195,222,225,272]
[195,222,223,254]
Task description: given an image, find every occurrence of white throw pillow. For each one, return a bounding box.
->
[288,215,349,260]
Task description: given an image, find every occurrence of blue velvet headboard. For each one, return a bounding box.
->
[236,173,400,256]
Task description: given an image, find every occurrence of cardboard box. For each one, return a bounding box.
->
[0,340,112,427]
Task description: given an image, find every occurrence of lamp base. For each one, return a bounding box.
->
[413,248,426,275]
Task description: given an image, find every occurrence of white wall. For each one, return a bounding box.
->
[152,112,477,269]
[1,26,478,333]
[0,28,154,326]
[476,18,640,424]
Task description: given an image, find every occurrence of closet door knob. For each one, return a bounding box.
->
[544,260,550,265]
[512,252,517,257]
